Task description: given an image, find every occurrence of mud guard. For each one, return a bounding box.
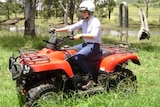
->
[99,53,140,72]
[31,59,74,78]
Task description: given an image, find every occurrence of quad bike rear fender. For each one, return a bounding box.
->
[99,53,140,72]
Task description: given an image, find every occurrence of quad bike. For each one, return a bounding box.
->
[9,30,140,107]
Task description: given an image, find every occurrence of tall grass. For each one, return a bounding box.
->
[0,31,160,107]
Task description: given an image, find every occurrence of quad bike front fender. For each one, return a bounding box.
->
[31,59,74,78]
[99,53,140,72]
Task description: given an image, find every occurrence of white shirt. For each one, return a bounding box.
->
[68,16,102,44]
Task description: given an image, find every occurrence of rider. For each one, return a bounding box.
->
[51,1,102,89]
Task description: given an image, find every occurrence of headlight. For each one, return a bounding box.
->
[22,65,32,76]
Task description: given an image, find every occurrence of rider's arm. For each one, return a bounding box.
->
[55,27,69,32]
[53,20,82,33]
[82,34,94,39]
[74,34,93,39]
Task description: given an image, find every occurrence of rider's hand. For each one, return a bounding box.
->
[50,28,56,33]
[74,34,83,40]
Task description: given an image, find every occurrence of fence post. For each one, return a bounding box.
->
[119,2,129,43]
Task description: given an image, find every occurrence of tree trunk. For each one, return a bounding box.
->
[59,0,68,26]
[143,0,149,18]
[69,0,75,24]
[24,0,36,36]
[146,3,148,18]
[77,0,82,21]
[108,9,111,20]
[7,6,10,19]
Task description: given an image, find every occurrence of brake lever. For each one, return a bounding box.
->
[63,35,74,40]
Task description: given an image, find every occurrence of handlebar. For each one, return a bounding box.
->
[49,29,74,40]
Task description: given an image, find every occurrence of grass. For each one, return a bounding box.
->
[0,3,160,107]
[0,30,160,107]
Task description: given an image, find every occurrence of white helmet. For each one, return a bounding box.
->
[79,1,95,12]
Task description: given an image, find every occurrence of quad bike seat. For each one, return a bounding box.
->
[85,49,113,62]
[101,49,113,58]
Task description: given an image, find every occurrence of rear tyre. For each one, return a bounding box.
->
[108,68,137,94]
[25,83,59,107]
[116,69,137,95]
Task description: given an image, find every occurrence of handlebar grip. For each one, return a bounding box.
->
[49,29,56,33]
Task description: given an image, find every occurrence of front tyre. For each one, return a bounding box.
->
[25,83,59,107]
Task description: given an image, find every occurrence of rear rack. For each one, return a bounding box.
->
[18,48,50,64]
[101,43,139,54]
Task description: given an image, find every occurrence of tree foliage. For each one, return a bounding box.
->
[0,0,23,19]
[0,0,117,36]
[135,0,160,18]
[95,0,116,20]
[40,0,58,19]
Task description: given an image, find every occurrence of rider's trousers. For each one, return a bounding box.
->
[73,43,100,80]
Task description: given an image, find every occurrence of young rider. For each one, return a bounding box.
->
[51,1,102,89]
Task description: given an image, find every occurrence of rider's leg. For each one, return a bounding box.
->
[75,54,94,80]
[74,43,100,89]
[72,44,83,51]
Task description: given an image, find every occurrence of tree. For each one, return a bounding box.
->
[59,0,68,25]
[143,0,149,18]
[40,0,56,19]
[1,0,13,19]
[75,0,82,21]
[107,0,116,20]
[68,0,75,24]
[95,0,116,20]
[24,0,36,36]
[136,0,160,18]
[12,0,23,19]
[136,0,149,18]
[0,0,23,19]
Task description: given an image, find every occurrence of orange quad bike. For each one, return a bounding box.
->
[9,30,140,107]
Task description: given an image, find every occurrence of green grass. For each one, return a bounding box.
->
[0,30,160,107]
[0,4,160,107]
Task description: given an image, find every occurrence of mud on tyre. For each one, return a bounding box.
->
[25,83,59,107]
[108,68,137,94]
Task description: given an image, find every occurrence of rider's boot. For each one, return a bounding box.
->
[82,80,96,89]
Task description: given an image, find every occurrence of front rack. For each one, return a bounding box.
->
[19,48,38,54]
[18,48,50,64]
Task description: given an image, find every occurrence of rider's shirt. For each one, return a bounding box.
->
[67,16,102,44]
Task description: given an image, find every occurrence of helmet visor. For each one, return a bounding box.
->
[79,7,88,12]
